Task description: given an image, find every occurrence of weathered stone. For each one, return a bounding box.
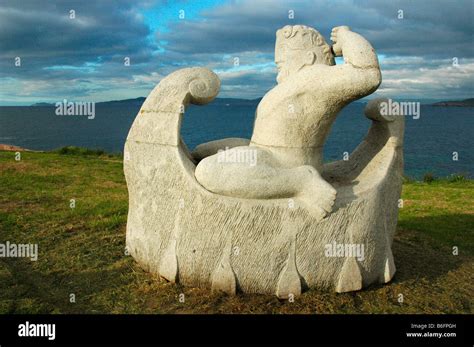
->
[276,232,302,299]
[124,25,403,297]
[211,237,237,295]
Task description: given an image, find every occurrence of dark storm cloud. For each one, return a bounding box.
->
[0,0,472,103]
[0,0,155,77]
[157,0,473,58]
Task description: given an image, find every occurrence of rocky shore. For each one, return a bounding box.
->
[0,144,35,152]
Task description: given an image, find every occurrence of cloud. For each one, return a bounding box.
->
[377,57,474,99]
[0,0,155,83]
[157,0,474,58]
[0,0,472,104]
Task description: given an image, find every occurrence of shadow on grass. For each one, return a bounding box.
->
[0,257,138,314]
[392,213,473,286]
[398,213,473,254]
[1,217,472,314]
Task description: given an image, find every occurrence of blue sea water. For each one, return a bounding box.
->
[0,102,472,179]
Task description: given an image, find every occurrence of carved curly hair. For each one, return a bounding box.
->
[276,25,335,66]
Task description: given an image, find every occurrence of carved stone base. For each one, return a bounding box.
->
[124,67,403,296]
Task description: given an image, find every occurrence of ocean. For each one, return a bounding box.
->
[0,102,472,179]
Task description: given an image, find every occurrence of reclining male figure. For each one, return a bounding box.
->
[194,25,381,220]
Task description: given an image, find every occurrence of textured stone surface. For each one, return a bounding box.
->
[124,25,404,296]
[192,138,250,162]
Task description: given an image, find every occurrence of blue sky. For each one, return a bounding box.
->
[0,0,473,105]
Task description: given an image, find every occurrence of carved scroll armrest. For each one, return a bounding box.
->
[322,98,404,183]
[126,67,221,150]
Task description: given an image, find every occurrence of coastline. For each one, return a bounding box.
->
[0,143,38,152]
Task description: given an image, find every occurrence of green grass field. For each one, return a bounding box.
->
[0,149,472,314]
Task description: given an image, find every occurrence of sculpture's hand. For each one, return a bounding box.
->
[330,26,351,57]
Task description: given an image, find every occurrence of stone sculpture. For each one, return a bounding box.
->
[124,25,404,298]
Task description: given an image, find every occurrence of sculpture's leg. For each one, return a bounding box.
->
[192,137,251,162]
[195,146,336,220]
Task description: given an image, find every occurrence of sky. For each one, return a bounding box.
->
[0,0,473,105]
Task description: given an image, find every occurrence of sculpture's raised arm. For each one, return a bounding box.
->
[329,26,381,101]
[331,26,379,68]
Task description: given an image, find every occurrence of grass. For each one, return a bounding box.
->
[0,150,472,314]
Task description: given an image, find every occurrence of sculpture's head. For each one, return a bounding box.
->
[275,25,335,83]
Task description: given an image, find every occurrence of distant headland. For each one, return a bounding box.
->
[28,97,474,108]
[432,98,474,107]
[30,97,263,107]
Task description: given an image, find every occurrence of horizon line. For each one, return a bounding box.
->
[1,96,473,107]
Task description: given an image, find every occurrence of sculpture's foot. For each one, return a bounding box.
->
[299,166,337,220]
